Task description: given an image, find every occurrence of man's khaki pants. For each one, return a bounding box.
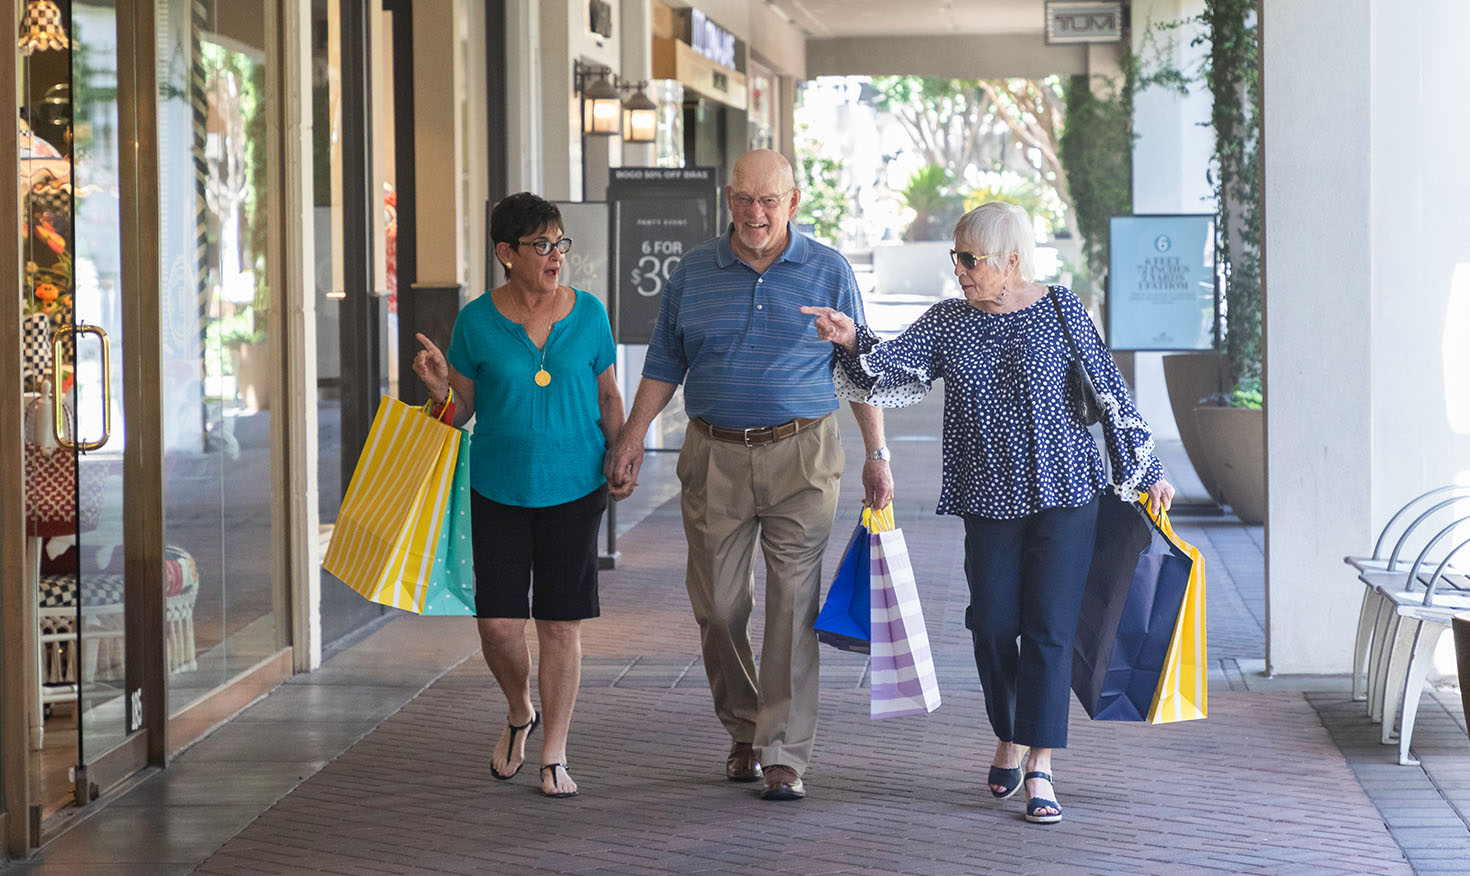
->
[676,414,844,776]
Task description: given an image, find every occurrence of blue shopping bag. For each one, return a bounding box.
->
[1072,493,1196,721]
[419,430,476,616]
[815,507,891,653]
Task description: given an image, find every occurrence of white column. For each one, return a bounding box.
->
[505,0,543,195]
[1261,3,1375,674]
[620,0,656,169]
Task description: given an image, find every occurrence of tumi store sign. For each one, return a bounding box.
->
[1044,1,1125,44]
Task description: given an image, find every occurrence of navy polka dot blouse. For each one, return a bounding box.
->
[833,285,1163,520]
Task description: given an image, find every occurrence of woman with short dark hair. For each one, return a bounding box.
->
[804,201,1174,824]
[413,192,628,798]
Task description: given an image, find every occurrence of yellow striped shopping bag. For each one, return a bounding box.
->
[1144,498,1208,724]
[322,396,464,613]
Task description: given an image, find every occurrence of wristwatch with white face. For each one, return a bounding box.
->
[866,446,891,462]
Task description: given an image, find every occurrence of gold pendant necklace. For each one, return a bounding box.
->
[512,288,557,387]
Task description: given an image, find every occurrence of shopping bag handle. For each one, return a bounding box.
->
[1131,490,1183,545]
[862,503,896,532]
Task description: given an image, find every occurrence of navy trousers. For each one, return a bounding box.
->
[963,497,1099,749]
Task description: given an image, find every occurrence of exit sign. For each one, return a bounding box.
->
[1045,1,1125,44]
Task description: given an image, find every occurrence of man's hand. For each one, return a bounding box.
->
[862,458,894,511]
[604,432,645,501]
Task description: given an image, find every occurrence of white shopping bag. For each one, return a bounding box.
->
[869,525,941,719]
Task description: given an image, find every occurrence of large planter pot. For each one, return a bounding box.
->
[233,341,271,411]
[1193,405,1264,524]
[1163,352,1226,504]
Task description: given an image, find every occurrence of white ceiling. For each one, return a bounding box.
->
[769,0,1047,39]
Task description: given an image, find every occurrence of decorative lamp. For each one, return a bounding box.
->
[621,84,657,144]
[18,0,69,56]
[575,62,621,137]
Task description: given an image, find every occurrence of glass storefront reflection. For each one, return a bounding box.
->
[157,0,280,714]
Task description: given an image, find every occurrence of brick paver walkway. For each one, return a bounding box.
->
[183,402,1410,875]
[12,399,1456,874]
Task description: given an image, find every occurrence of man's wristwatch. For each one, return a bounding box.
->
[866,446,891,462]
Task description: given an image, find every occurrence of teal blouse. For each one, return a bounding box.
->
[447,288,616,508]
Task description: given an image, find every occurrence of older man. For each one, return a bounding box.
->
[606,150,893,801]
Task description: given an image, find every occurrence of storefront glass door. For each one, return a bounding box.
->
[69,0,131,769]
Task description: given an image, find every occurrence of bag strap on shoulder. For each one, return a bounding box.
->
[1047,286,1085,364]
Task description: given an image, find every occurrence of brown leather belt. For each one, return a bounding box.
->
[690,416,824,447]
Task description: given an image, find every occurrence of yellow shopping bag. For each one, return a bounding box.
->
[322,396,464,613]
[1142,497,1208,724]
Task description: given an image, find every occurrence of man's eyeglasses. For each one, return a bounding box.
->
[730,189,793,210]
[949,250,995,271]
[515,237,573,255]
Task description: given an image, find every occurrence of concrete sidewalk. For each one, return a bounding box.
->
[8,400,1470,874]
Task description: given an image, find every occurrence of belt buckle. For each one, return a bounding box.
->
[743,426,758,447]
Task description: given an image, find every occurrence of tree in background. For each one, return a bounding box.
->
[794,124,851,246]
[869,77,992,173]
[870,75,1076,242]
[1058,63,1135,305]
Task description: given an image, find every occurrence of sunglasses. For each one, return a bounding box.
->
[515,237,573,255]
[949,250,996,271]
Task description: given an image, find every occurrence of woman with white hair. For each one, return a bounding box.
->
[803,201,1173,824]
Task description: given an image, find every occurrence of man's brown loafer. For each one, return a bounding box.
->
[725,742,763,782]
[759,764,805,800]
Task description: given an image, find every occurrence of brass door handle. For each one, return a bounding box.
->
[51,323,111,452]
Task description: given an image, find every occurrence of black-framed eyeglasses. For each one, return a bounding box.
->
[730,189,794,210]
[515,237,573,255]
[949,249,995,271]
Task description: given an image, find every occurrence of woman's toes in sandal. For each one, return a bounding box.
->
[987,764,1024,800]
[490,711,540,780]
[1023,771,1062,824]
[540,762,579,798]
[988,744,1028,799]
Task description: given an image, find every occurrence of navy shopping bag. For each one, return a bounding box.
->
[814,514,875,653]
[1071,493,1195,721]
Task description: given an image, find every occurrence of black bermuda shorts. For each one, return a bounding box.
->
[469,484,607,621]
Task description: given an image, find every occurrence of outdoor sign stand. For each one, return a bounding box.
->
[598,167,719,567]
[1107,213,1221,515]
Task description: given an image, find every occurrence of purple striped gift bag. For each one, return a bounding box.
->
[869,522,941,719]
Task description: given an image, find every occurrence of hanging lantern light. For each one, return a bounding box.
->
[621,83,658,144]
[579,68,621,137]
[18,0,69,56]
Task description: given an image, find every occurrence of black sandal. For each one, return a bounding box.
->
[540,762,579,798]
[987,764,1024,799]
[1023,771,1062,824]
[490,711,539,780]
[988,745,1028,799]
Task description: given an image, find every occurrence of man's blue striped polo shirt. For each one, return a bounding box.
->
[642,222,866,429]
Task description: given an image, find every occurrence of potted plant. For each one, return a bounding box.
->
[217,309,269,411]
[900,164,964,242]
[1188,0,1264,523]
[1195,378,1264,523]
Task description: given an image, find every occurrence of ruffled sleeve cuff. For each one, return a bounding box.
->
[832,325,932,408]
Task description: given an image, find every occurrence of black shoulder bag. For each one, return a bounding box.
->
[1048,287,1102,426]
